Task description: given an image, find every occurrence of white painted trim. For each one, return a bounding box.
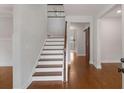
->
[82,25,90,31]
[23,39,46,89]
[89,61,93,64]
[0,63,12,67]
[93,61,102,69]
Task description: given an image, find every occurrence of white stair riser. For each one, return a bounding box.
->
[47,39,64,42]
[38,61,63,65]
[40,55,64,59]
[32,76,63,81]
[48,36,64,38]
[44,46,64,49]
[42,50,64,54]
[35,68,63,72]
[45,42,64,45]
[32,37,65,82]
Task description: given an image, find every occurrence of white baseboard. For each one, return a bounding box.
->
[23,39,46,89]
[89,60,93,64]
[93,61,102,69]
[0,63,12,66]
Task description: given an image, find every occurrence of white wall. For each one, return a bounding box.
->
[0,39,12,66]
[76,28,85,56]
[48,18,65,36]
[13,5,47,88]
[0,18,13,39]
[0,17,13,66]
[122,4,124,89]
[100,18,122,63]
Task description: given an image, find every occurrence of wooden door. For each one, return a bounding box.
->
[85,27,90,63]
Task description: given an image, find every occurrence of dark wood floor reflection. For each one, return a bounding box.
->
[28,53,122,89]
[0,67,13,89]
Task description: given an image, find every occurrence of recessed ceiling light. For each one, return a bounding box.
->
[117,10,122,14]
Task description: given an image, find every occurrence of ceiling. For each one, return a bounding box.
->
[103,5,122,19]
[0,4,120,18]
[70,22,90,30]
[64,4,111,16]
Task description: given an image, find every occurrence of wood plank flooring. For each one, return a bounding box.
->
[0,66,13,89]
[0,53,121,89]
[28,53,122,89]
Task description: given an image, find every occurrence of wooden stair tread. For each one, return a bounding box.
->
[36,65,62,68]
[38,59,63,61]
[33,72,62,76]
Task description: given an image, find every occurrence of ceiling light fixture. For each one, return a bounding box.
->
[117,10,122,14]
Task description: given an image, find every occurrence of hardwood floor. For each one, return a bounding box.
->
[28,53,122,89]
[0,53,121,89]
[0,66,13,89]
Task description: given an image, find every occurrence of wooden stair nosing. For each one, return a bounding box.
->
[36,64,63,68]
[33,72,62,76]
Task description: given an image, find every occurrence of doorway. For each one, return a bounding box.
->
[69,22,90,63]
[84,27,90,63]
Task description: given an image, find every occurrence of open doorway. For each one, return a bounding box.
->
[84,27,90,63]
[69,22,90,63]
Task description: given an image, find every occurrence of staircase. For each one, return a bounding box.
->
[32,36,64,81]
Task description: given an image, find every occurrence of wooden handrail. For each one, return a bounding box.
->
[64,21,67,82]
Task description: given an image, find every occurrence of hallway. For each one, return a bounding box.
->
[28,53,121,89]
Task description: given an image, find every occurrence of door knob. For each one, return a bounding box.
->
[118,68,124,73]
[120,58,124,63]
